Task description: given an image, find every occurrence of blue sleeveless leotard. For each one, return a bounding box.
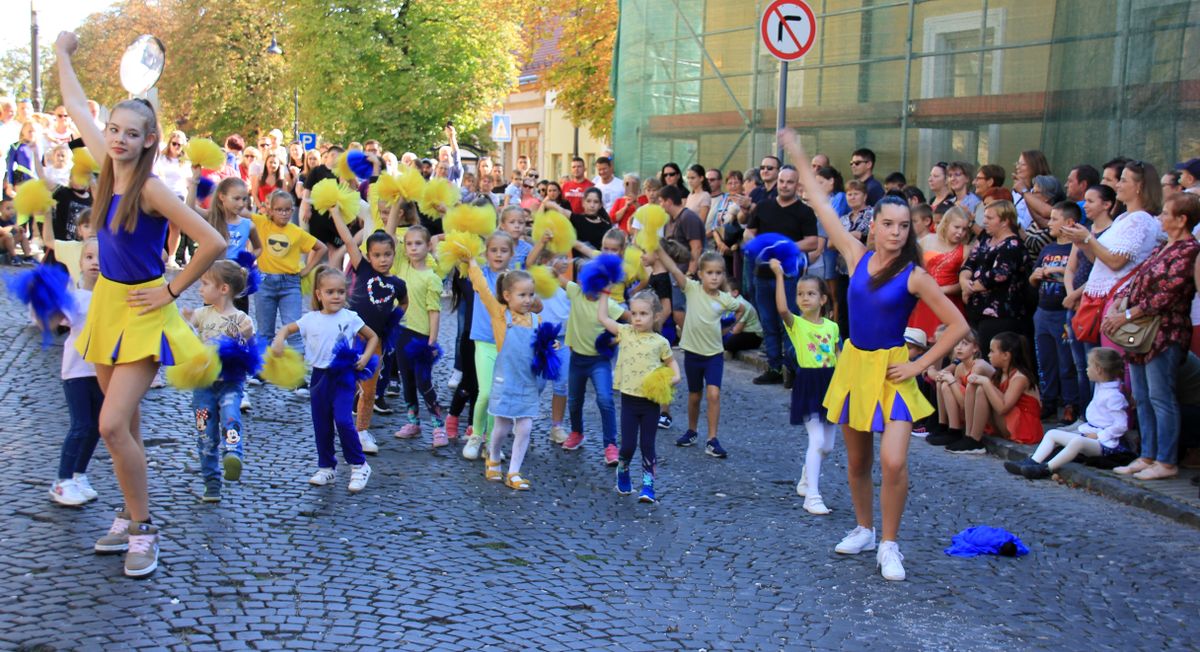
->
[99,194,168,283]
[847,251,917,350]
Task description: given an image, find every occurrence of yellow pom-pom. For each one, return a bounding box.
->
[13,180,55,220]
[419,177,460,216]
[184,138,225,170]
[165,345,221,390]
[375,172,404,206]
[334,152,358,184]
[309,178,342,213]
[529,265,560,298]
[261,347,307,390]
[70,147,99,186]
[435,231,484,276]
[337,185,362,224]
[532,209,577,255]
[623,247,649,285]
[641,366,676,406]
[632,204,669,252]
[397,165,425,201]
[444,204,496,237]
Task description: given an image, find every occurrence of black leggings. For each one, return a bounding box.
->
[723,332,763,354]
[620,393,659,477]
[449,335,478,418]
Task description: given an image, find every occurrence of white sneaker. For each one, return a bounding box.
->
[803,495,831,515]
[877,541,906,581]
[48,479,88,506]
[308,467,336,486]
[359,430,379,455]
[796,467,808,497]
[835,526,876,554]
[348,463,371,493]
[294,386,310,398]
[72,473,98,501]
[246,376,263,387]
[240,395,251,411]
[549,425,569,445]
[448,369,463,390]
[462,434,484,460]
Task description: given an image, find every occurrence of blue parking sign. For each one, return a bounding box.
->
[299,132,318,150]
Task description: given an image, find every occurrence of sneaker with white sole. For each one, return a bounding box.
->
[549,425,569,445]
[72,473,98,501]
[803,495,831,515]
[834,526,876,554]
[308,467,336,486]
[462,434,484,460]
[49,478,88,506]
[394,422,421,439]
[431,426,449,448]
[240,395,251,411]
[448,369,463,390]
[877,541,906,581]
[124,522,159,577]
[348,463,371,493]
[359,430,379,455]
[95,510,131,553]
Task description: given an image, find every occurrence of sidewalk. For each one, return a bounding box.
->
[729,348,1200,530]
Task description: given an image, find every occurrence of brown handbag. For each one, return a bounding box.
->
[1070,263,1145,345]
[1111,296,1161,355]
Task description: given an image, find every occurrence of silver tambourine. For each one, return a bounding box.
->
[119,35,166,96]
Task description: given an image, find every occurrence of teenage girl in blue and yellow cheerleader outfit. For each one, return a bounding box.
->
[782,130,967,583]
[57,30,226,578]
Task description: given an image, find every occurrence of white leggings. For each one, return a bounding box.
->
[802,415,838,497]
[1032,428,1103,471]
[489,416,532,475]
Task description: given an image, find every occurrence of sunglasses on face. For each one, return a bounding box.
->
[760,165,777,171]
[664,171,679,177]
[850,160,867,166]
[54,114,68,119]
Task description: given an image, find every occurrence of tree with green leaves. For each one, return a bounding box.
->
[527,1,617,141]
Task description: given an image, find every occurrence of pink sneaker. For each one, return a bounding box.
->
[604,444,619,466]
[444,415,459,440]
[432,427,449,448]
[562,431,584,450]
[394,423,421,439]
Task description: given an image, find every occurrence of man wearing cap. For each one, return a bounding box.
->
[903,327,937,436]
[1176,158,1200,195]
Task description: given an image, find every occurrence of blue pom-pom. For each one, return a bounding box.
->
[329,337,378,385]
[579,253,626,296]
[217,335,263,383]
[347,150,373,179]
[196,176,216,201]
[234,250,261,297]
[719,314,737,330]
[944,526,1030,558]
[594,330,618,361]
[531,321,564,380]
[744,233,805,277]
[5,263,75,347]
[403,337,444,384]
[383,307,406,353]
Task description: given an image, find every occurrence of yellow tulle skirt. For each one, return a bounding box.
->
[75,275,205,366]
[822,341,933,432]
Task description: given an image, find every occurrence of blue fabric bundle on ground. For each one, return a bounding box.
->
[383,307,405,353]
[594,330,618,360]
[217,335,263,383]
[944,526,1029,558]
[744,232,806,277]
[329,337,379,386]
[532,321,564,380]
[578,253,626,295]
[404,337,443,383]
[5,263,75,348]
[234,250,261,297]
[346,150,374,179]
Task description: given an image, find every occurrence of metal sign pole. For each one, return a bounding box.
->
[776,60,788,160]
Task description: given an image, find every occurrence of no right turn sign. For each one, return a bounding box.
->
[760,0,817,62]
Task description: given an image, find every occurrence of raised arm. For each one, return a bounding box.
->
[597,290,621,335]
[654,248,688,289]
[778,128,866,268]
[769,259,794,328]
[329,206,362,268]
[54,33,106,162]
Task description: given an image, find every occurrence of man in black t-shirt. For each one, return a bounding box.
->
[51,179,92,241]
[745,165,819,384]
[301,146,346,259]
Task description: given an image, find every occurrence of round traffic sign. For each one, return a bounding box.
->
[760,0,817,62]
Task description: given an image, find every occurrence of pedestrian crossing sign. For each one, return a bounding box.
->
[491,114,512,143]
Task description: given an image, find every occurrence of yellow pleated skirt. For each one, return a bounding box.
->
[822,341,933,432]
[75,275,205,366]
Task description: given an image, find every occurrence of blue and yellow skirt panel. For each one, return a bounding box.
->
[822,341,933,432]
[75,275,204,366]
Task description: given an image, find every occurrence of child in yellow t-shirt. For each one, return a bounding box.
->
[250,191,326,357]
[598,288,680,504]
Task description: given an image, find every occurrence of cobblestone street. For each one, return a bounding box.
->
[1,294,1198,651]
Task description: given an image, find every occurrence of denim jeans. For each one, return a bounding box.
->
[1065,309,1094,407]
[192,381,245,481]
[1033,308,1079,408]
[1129,344,1184,464]
[59,377,103,479]
[754,273,798,371]
[568,352,617,446]
[256,273,303,353]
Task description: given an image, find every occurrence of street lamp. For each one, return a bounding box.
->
[265,35,298,141]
